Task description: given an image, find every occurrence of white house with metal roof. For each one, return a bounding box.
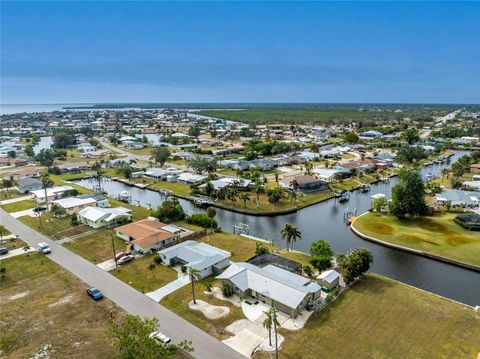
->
[159,240,231,278]
[77,206,132,228]
[217,262,321,317]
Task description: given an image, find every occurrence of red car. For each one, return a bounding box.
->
[114,251,131,261]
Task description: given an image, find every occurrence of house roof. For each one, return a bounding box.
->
[217,262,318,309]
[30,185,74,199]
[51,197,96,209]
[317,269,341,284]
[293,175,323,186]
[17,177,41,187]
[78,206,131,222]
[116,218,168,239]
[159,240,230,271]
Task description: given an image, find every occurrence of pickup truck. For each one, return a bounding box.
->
[38,242,51,254]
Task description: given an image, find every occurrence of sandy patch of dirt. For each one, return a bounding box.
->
[48,294,74,308]
[7,291,30,301]
[188,299,229,319]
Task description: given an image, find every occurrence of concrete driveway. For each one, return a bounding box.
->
[97,258,117,271]
[222,328,264,358]
[11,208,36,218]
[0,246,36,260]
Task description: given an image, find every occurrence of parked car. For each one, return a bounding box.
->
[117,254,134,265]
[38,242,51,254]
[86,287,103,300]
[114,250,132,261]
[33,206,47,213]
[0,248,9,255]
[149,331,171,345]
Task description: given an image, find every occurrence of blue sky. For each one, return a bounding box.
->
[1,1,479,104]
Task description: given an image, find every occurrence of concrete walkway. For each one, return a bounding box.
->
[0,194,33,205]
[0,246,36,259]
[146,275,190,302]
[11,208,36,218]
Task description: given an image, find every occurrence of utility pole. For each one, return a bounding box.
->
[111,232,118,270]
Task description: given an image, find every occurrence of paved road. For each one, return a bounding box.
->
[0,208,244,359]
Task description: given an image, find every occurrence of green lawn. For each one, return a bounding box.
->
[112,255,178,292]
[1,199,37,213]
[0,235,27,251]
[19,213,91,239]
[353,212,480,267]
[0,253,120,358]
[63,228,128,264]
[161,278,245,340]
[254,274,480,359]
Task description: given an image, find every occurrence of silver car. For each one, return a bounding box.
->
[149,331,171,344]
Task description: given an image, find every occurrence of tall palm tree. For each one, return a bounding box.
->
[206,207,216,234]
[280,223,301,252]
[262,307,279,347]
[273,169,280,184]
[41,173,55,222]
[253,181,265,208]
[91,161,104,193]
[189,268,201,305]
[226,187,238,207]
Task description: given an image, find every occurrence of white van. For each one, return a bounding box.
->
[38,242,51,254]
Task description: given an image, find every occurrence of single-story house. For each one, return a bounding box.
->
[50,197,97,216]
[217,262,321,318]
[312,168,340,182]
[201,177,251,191]
[81,149,108,159]
[359,130,383,139]
[77,206,132,228]
[115,217,187,253]
[317,269,341,290]
[17,177,42,194]
[177,172,207,184]
[159,240,231,278]
[292,175,328,192]
[435,190,479,208]
[471,163,480,173]
[462,181,480,191]
[30,185,74,203]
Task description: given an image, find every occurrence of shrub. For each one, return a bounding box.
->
[303,265,313,277]
[221,281,234,297]
[153,254,162,264]
[181,265,187,273]
[204,281,213,292]
[187,213,218,229]
[169,258,176,267]
[255,243,270,256]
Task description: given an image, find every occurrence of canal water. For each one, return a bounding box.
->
[74,151,480,306]
[33,136,53,154]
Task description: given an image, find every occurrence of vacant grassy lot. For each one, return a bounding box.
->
[19,213,92,239]
[161,278,245,340]
[254,274,480,359]
[0,253,120,358]
[198,108,400,125]
[0,236,27,251]
[1,199,37,213]
[353,212,480,267]
[112,255,178,292]
[64,228,128,264]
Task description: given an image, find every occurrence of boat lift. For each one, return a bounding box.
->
[233,223,250,235]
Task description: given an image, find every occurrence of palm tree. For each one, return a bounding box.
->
[92,161,104,193]
[262,307,279,346]
[206,207,216,234]
[286,188,298,204]
[273,169,280,184]
[41,173,55,222]
[253,181,265,208]
[280,223,301,251]
[189,268,201,305]
[226,187,238,207]
[240,193,250,208]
